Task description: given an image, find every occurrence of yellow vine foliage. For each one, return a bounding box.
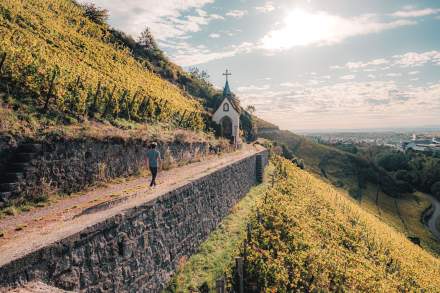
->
[243,156,440,292]
[0,0,204,128]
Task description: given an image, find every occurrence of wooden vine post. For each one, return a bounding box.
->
[128,90,140,120]
[138,96,150,118]
[124,91,132,120]
[118,89,128,119]
[154,98,162,120]
[90,81,101,117]
[185,112,195,129]
[43,68,58,112]
[103,85,117,117]
[235,257,244,293]
[178,110,187,126]
[215,277,225,293]
[0,52,6,73]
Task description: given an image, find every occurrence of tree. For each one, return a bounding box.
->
[395,169,413,184]
[246,105,256,114]
[431,182,440,200]
[281,144,294,160]
[81,3,109,25]
[376,151,409,172]
[138,27,159,51]
[188,67,210,81]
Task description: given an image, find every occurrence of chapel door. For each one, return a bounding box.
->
[220,116,233,140]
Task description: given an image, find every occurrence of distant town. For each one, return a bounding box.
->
[307,131,440,154]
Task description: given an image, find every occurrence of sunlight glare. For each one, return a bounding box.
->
[262,9,350,50]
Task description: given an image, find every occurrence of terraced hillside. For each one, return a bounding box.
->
[236,157,440,292]
[257,126,440,253]
[0,0,203,129]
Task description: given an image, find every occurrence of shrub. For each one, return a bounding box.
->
[376,151,409,172]
[81,3,109,25]
[395,169,414,184]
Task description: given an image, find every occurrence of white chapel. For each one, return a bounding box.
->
[212,69,241,147]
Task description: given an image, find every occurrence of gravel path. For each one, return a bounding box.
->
[0,145,262,267]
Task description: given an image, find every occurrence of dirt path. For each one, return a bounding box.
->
[0,144,263,267]
[425,194,440,240]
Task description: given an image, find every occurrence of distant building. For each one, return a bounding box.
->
[402,137,440,152]
[212,69,241,147]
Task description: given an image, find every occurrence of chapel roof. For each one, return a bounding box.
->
[222,79,241,113]
[223,80,232,97]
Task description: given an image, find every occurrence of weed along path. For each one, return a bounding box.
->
[0,144,264,268]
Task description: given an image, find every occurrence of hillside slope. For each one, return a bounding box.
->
[0,0,203,129]
[237,157,440,292]
[257,127,406,196]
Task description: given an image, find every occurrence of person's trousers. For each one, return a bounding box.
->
[149,167,158,186]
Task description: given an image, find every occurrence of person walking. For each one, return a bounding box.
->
[146,142,162,187]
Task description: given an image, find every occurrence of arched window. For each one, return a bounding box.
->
[223,103,229,112]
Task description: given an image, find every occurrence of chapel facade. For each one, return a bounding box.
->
[212,70,241,147]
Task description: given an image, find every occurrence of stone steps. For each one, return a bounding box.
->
[6,162,30,172]
[14,152,37,163]
[0,172,23,183]
[0,192,12,206]
[0,182,19,192]
[17,143,42,153]
[0,143,42,206]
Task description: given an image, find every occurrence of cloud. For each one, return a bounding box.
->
[331,51,440,71]
[393,51,440,67]
[280,82,302,87]
[366,98,391,106]
[391,8,440,18]
[237,84,271,92]
[367,74,376,79]
[261,9,415,50]
[226,10,248,18]
[238,80,440,131]
[340,75,356,80]
[386,73,402,77]
[88,0,220,40]
[171,41,255,66]
[408,71,420,75]
[209,33,220,38]
[255,2,275,13]
[344,58,389,70]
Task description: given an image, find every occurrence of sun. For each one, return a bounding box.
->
[262,9,349,50]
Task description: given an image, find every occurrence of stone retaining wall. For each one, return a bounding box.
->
[1,134,214,205]
[0,150,268,292]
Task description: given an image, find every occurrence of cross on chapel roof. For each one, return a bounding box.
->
[223,69,232,81]
[223,69,232,97]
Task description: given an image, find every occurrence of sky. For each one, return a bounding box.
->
[89,0,440,132]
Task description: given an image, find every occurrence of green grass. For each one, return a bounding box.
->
[164,164,273,292]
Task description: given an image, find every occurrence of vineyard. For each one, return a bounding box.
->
[232,156,440,292]
[0,0,204,129]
